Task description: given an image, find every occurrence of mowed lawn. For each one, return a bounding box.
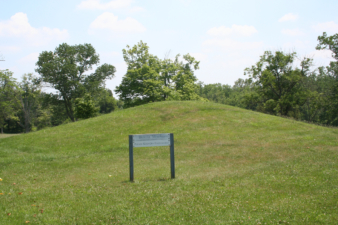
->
[0,101,337,224]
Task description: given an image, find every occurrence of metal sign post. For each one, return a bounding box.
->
[170,133,175,179]
[128,133,175,182]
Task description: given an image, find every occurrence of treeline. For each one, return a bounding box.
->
[1,32,337,133]
[0,41,203,133]
[0,43,120,133]
[0,70,120,133]
[196,32,338,126]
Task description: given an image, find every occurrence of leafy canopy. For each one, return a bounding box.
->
[0,70,20,132]
[36,43,116,121]
[315,32,338,125]
[244,51,312,116]
[115,41,203,108]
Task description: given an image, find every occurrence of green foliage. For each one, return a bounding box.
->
[40,93,68,127]
[115,41,204,108]
[0,70,20,133]
[96,89,118,114]
[316,32,338,60]
[315,32,338,125]
[170,54,201,100]
[36,43,115,121]
[196,79,257,109]
[115,41,166,107]
[244,51,311,116]
[74,94,98,119]
[196,47,338,127]
[17,73,43,133]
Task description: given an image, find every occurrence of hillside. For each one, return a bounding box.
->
[0,101,338,224]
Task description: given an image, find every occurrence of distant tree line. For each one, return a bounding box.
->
[0,41,204,133]
[0,43,120,133]
[196,32,338,127]
[1,32,337,133]
[115,41,204,107]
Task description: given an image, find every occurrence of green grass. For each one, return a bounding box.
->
[0,101,337,224]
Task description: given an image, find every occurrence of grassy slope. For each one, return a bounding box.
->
[0,101,337,224]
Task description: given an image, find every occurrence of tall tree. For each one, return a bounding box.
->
[244,51,311,116]
[17,73,42,132]
[115,41,163,107]
[316,32,338,125]
[40,92,68,126]
[36,43,116,122]
[0,70,20,133]
[171,54,201,100]
[96,88,118,114]
[115,41,203,108]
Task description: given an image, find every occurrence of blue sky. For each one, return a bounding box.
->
[1,0,338,95]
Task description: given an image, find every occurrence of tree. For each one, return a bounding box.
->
[96,88,118,114]
[17,73,42,132]
[36,43,116,122]
[0,70,20,133]
[316,32,338,125]
[74,94,98,119]
[244,51,311,116]
[40,92,68,126]
[170,54,201,100]
[115,41,203,107]
[115,41,163,107]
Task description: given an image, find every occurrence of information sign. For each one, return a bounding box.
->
[133,133,170,147]
[129,133,175,181]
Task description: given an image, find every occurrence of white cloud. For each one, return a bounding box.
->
[307,49,334,60]
[207,25,257,37]
[77,0,132,10]
[304,50,335,68]
[0,12,68,46]
[278,13,298,22]
[220,57,257,68]
[100,51,120,58]
[313,21,338,33]
[282,40,308,50]
[190,53,207,62]
[129,6,145,13]
[18,52,39,64]
[203,38,263,51]
[281,28,304,36]
[89,12,146,34]
[0,45,21,53]
[178,0,192,6]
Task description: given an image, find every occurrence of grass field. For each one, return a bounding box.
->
[0,101,337,224]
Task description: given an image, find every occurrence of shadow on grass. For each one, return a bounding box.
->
[143,177,172,182]
[121,177,173,183]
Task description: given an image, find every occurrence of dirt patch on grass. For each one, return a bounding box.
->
[0,133,21,139]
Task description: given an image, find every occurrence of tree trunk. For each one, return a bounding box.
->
[1,127,3,134]
[24,99,30,133]
[63,96,75,122]
[25,116,30,133]
[7,119,10,133]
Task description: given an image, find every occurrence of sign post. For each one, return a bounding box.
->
[170,133,175,179]
[129,135,134,182]
[128,133,175,182]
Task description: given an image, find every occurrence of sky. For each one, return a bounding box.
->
[1,0,338,96]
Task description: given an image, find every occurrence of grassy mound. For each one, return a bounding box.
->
[0,101,337,224]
